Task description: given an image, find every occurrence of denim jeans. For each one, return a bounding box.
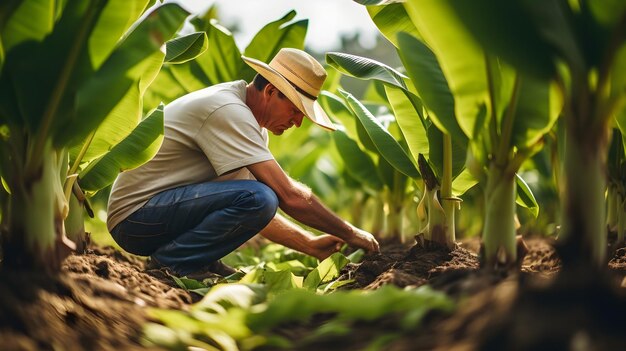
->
[110,180,278,275]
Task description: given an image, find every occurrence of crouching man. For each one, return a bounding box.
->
[107,48,379,278]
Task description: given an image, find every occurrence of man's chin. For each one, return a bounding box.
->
[271,129,285,136]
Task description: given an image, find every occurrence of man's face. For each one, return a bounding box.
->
[264,88,305,135]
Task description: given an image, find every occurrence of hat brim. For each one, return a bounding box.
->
[242,55,336,131]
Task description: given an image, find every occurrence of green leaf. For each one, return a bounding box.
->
[143,65,190,110]
[346,249,365,263]
[196,283,265,311]
[589,0,626,26]
[1,1,106,133]
[341,90,420,178]
[195,20,242,84]
[611,43,626,106]
[78,104,165,192]
[319,91,368,150]
[165,31,208,64]
[239,268,265,284]
[485,56,516,127]
[171,275,208,290]
[303,253,350,290]
[384,85,429,163]
[143,323,181,348]
[71,49,162,165]
[287,146,326,182]
[451,168,478,196]
[264,270,302,293]
[56,3,189,147]
[398,12,485,142]
[326,52,408,90]
[168,61,210,94]
[511,75,561,150]
[333,127,384,191]
[265,260,308,275]
[366,3,422,47]
[247,285,454,332]
[515,173,539,217]
[88,0,149,70]
[243,10,307,81]
[1,0,55,52]
[427,124,467,179]
[443,0,568,79]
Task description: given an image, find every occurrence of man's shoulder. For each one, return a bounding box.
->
[201,80,247,104]
[166,80,246,108]
[167,80,248,114]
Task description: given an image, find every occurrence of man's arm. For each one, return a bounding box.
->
[247,159,379,253]
[260,213,344,260]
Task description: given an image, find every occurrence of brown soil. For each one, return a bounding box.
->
[1,237,625,351]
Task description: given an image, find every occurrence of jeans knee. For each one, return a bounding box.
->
[250,182,278,224]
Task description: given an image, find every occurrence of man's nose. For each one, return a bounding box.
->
[293,114,304,127]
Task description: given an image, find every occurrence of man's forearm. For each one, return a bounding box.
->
[259,213,316,255]
[279,183,354,240]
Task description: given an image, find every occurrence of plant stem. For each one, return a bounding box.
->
[495,75,520,166]
[383,172,405,239]
[64,130,96,198]
[483,163,517,267]
[371,195,385,236]
[618,193,625,245]
[440,133,456,248]
[607,184,618,232]
[560,131,607,267]
[3,142,68,272]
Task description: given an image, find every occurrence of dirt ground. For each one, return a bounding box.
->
[1,237,625,351]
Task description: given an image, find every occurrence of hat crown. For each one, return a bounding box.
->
[269,48,326,98]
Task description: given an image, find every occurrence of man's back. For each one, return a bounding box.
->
[107,80,272,231]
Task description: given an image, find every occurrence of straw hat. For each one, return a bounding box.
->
[242,48,336,131]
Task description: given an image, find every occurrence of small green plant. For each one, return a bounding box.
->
[145,281,454,350]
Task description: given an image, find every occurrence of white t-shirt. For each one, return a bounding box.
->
[106,80,274,230]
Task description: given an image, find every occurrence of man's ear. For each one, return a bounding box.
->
[264,83,278,96]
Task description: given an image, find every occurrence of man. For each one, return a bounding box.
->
[107,48,379,278]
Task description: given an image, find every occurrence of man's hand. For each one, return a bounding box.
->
[346,227,380,253]
[309,234,345,261]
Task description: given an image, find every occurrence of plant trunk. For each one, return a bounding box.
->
[65,187,89,253]
[389,171,407,241]
[439,133,456,249]
[482,163,517,268]
[559,132,607,268]
[416,153,454,249]
[425,186,447,245]
[617,192,625,245]
[1,146,73,273]
[350,192,368,229]
[607,184,618,233]
[371,196,385,236]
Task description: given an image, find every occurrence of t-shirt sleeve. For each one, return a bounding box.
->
[196,103,274,176]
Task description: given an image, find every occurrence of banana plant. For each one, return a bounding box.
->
[443,0,626,269]
[403,0,556,268]
[0,0,189,272]
[325,50,476,249]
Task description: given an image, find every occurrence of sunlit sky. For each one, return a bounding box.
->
[165,0,379,52]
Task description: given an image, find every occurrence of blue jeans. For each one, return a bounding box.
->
[110,180,278,275]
